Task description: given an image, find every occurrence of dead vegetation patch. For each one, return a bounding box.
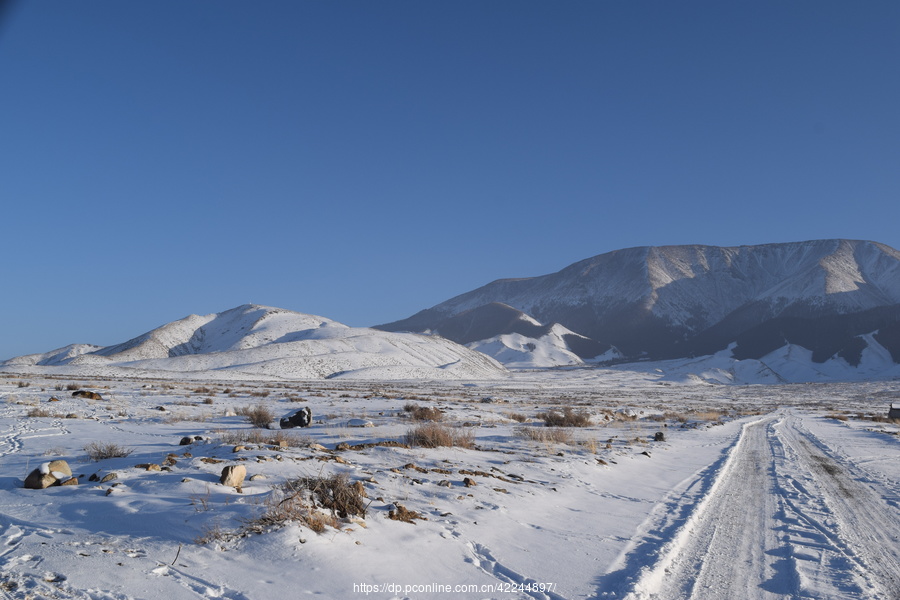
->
[536,407,592,427]
[388,503,426,524]
[84,442,134,461]
[514,426,574,444]
[216,428,311,448]
[234,404,275,428]
[404,423,475,449]
[403,403,444,422]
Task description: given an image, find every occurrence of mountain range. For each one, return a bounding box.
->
[377,239,900,370]
[4,239,900,383]
[1,305,505,381]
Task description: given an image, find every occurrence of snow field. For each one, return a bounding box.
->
[0,373,897,599]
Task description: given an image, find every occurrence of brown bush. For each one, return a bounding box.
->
[236,404,274,428]
[506,412,529,423]
[84,441,133,461]
[536,407,592,427]
[405,423,474,449]
[403,403,444,422]
[514,426,573,444]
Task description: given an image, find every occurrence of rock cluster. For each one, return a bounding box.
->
[24,460,78,489]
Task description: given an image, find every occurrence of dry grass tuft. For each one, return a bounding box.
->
[26,407,55,418]
[404,423,475,449]
[403,403,444,422]
[216,428,311,447]
[239,473,365,537]
[388,503,426,524]
[84,441,134,461]
[235,404,275,428]
[537,407,592,427]
[514,426,574,444]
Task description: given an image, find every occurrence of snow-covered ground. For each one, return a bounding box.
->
[1,370,898,599]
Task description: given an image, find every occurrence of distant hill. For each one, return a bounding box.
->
[377,240,900,373]
[1,304,506,381]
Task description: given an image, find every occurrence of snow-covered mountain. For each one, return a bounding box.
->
[2,305,506,381]
[377,240,900,370]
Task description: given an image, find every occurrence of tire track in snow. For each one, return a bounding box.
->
[618,413,898,600]
[775,415,900,599]
[621,416,784,600]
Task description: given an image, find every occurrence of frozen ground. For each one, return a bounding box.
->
[0,370,898,599]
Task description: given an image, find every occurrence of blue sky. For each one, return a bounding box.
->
[1,1,898,359]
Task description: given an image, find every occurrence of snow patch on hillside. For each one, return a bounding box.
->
[468,323,584,368]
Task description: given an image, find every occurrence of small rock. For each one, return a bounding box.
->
[100,473,118,483]
[134,463,161,471]
[347,418,373,428]
[60,477,79,486]
[179,437,193,446]
[249,473,267,481]
[308,443,327,451]
[654,431,666,442]
[233,445,245,453]
[463,477,477,488]
[437,480,452,488]
[220,465,247,488]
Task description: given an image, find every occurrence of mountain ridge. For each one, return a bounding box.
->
[2,304,506,381]
[376,239,900,365]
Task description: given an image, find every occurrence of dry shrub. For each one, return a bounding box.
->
[692,410,723,422]
[84,441,133,461]
[292,473,367,519]
[217,428,310,447]
[506,412,529,423]
[537,407,592,427]
[388,503,426,524]
[195,521,230,545]
[405,423,474,449]
[403,403,444,422]
[826,414,849,422]
[26,407,54,418]
[239,473,365,537]
[235,404,274,428]
[515,426,573,444]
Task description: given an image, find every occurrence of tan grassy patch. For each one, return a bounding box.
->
[404,423,474,449]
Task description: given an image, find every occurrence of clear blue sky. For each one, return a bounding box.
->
[1,1,898,359]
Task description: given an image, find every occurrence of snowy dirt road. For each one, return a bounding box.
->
[622,412,900,600]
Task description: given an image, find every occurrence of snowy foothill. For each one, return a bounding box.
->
[1,370,898,600]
